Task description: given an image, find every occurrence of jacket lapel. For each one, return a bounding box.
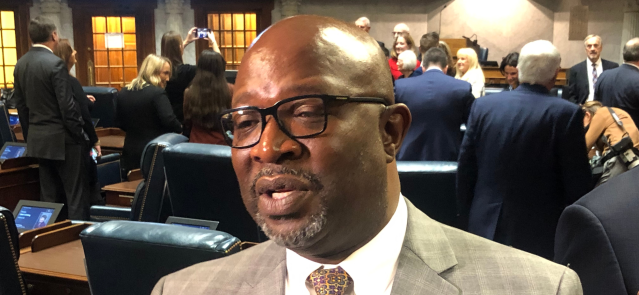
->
[391,199,460,295]
[235,242,287,295]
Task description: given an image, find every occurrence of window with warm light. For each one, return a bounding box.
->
[0,11,17,89]
[208,13,257,70]
[92,16,138,89]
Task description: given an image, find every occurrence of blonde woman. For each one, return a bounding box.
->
[455,48,485,98]
[115,54,182,176]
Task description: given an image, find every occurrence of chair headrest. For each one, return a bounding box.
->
[140,133,188,177]
[82,86,118,95]
[80,220,241,252]
[164,142,231,159]
[397,161,457,174]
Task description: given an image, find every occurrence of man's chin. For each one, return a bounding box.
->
[256,212,327,249]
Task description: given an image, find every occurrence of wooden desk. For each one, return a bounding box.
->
[483,66,567,86]
[104,179,142,207]
[0,163,40,211]
[18,222,91,295]
[14,127,125,154]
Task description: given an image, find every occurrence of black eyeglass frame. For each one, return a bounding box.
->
[219,94,389,149]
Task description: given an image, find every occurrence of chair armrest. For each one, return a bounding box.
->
[90,205,131,222]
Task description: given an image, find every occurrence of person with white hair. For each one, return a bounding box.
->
[354,16,389,57]
[457,40,593,260]
[566,35,618,105]
[392,23,410,39]
[396,50,421,79]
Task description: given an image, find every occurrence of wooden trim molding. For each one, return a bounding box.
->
[0,0,32,60]
[69,0,157,86]
[192,0,274,61]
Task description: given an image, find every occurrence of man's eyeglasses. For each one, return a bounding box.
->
[219,94,389,149]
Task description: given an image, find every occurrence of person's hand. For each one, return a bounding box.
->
[87,95,96,103]
[183,27,198,46]
[94,145,102,158]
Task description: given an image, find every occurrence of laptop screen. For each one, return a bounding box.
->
[14,206,55,231]
[0,144,26,160]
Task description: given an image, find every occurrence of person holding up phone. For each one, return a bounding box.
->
[161,27,221,123]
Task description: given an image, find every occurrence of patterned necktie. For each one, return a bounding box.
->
[592,63,598,85]
[307,266,352,295]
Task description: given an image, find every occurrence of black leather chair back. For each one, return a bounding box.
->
[164,143,262,242]
[225,70,237,84]
[83,86,117,128]
[397,161,459,228]
[130,133,188,222]
[81,220,240,295]
[0,101,16,147]
[97,153,122,187]
[0,206,27,295]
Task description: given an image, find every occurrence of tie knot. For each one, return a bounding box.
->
[592,63,597,67]
[308,266,352,295]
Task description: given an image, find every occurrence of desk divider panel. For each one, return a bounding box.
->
[31,223,91,252]
[19,220,73,249]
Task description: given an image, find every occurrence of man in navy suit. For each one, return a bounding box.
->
[595,37,639,125]
[457,40,592,260]
[395,48,475,161]
[555,164,639,295]
[565,35,618,105]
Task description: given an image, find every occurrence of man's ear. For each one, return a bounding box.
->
[380,103,411,163]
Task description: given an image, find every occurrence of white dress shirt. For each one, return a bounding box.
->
[586,58,603,102]
[32,44,53,53]
[285,196,408,295]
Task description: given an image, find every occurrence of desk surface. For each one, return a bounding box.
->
[19,239,87,281]
[103,179,142,193]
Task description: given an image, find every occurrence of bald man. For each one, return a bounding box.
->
[355,17,389,57]
[393,23,409,39]
[152,16,581,295]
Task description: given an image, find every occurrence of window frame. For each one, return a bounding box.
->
[0,1,31,89]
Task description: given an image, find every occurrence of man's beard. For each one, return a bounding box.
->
[250,167,326,248]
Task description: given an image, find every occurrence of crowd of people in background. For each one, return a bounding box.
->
[11,14,639,295]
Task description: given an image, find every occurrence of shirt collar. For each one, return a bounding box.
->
[425,67,443,73]
[588,58,602,67]
[33,44,53,53]
[286,195,408,294]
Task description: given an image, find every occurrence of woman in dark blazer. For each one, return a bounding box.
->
[116,54,182,176]
[54,39,103,204]
[161,28,222,123]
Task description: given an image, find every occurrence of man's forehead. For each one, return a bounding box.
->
[586,38,601,45]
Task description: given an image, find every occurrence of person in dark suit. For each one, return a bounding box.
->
[595,37,639,126]
[457,40,593,260]
[162,28,222,123]
[116,54,182,176]
[555,164,639,295]
[13,17,89,220]
[355,17,389,57]
[566,35,618,105]
[395,48,474,161]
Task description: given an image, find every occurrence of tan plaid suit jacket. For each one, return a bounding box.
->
[152,198,582,295]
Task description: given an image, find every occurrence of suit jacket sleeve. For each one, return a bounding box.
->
[13,67,29,140]
[554,205,626,295]
[557,107,592,204]
[153,92,182,134]
[461,87,475,123]
[52,59,83,139]
[456,102,479,230]
[567,69,579,104]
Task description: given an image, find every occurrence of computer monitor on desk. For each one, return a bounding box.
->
[0,142,26,163]
[12,200,64,233]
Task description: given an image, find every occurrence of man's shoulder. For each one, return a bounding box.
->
[154,241,285,294]
[601,59,619,68]
[439,224,581,292]
[569,60,587,71]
